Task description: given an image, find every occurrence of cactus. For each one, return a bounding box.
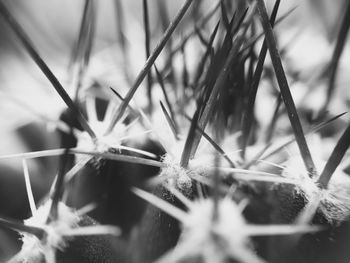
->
[0,0,349,262]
